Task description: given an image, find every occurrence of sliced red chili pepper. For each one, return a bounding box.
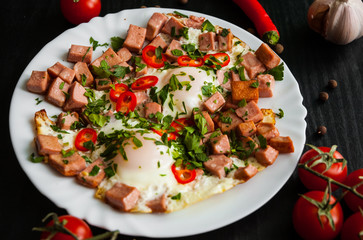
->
[75,128,97,151]
[142,45,166,68]
[203,53,230,68]
[151,128,177,141]
[109,83,129,102]
[171,163,196,184]
[177,55,204,67]
[115,91,137,115]
[131,75,159,90]
[170,118,194,136]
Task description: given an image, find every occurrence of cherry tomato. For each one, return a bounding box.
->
[151,128,177,141]
[60,0,101,25]
[203,53,230,68]
[75,128,97,151]
[131,76,158,90]
[170,118,194,136]
[171,163,196,184]
[142,45,166,68]
[343,169,363,212]
[109,83,129,102]
[340,210,363,240]
[41,215,92,240]
[298,146,347,191]
[177,55,204,67]
[115,91,137,115]
[292,191,344,240]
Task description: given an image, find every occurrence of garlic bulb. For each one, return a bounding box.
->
[307,0,363,45]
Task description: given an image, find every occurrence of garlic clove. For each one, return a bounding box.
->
[307,0,363,45]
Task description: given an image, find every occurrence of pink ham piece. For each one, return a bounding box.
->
[255,43,281,69]
[204,154,233,178]
[144,102,162,119]
[218,29,233,52]
[48,152,86,176]
[146,194,168,213]
[57,112,79,130]
[200,111,215,133]
[95,78,112,91]
[216,70,232,91]
[257,122,280,141]
[184,15,205,29]
[46,77,70,107]
[134,90,150,106]
[210,134,231,155]
[63,81,88,111]
[147,35,168,50]
[35,135,62,156]
[105,183,140,212]
[255,145,279,166]
[161,16,185,36]
[58,66,76,85]
[123,24,147,53]
[203,91,226,113]
[257,74,275,98]
[26,70,51,94]
[76,158,106,188]
[199,32,216,51]
[234,164,258,181]
[91,48,122,68]
[73,62,94,87]
[235,100,264,123]
[47,62,66,78]
[202,130,222,144]
[116,47,133,62]
[237,120,257,137]
[241,52,266,79]
[213,110,243,132]
[270,136,294,153]
[165,39,185,62]
[146,12,168,41]
[67,44,93,64]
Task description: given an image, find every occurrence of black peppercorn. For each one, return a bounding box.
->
[317,126,327,135]
[274,43,284,54]
[178,0,189,4]
[328,79,338,89]
[319,91,329,101]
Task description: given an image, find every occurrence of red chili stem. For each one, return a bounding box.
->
[232,0,280,45]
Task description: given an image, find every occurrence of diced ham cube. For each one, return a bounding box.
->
[234,164,258,181]
[161,17,185,36]
[216,70,231,91]
[148,35,168,50]
[256,122,280,141]
[235,101,264,123]
[63,81,88,111]
[48,152,86,176]
[258,74,275,98]
[210,134,230,155]
[76,159,106,188]
[90,48,123,68]
[35,135,62,156]
[146,194,167,213]
[105,183,140,212]
[57,112,79,130]
[135,59,148,78]
[255,145,279,166]
[67,44,93,64]
[184,15,205,29]
[165,39,185,62]
[26,70,51,94]
[218,29,233,52]
[95,78,112,91]
[116,47,132,62]
[144,102,162,118]
[241,136,259,150]
[213,110,243,132]
[203,92,226,113]
[200,111,215,133]
[222,95,239,111]
[202,130,222,144]
[46,77,70,107]
[237,120,257,137]
[199,32,216,51]
[231,80,259,104]
[146,12,168,41]
[231,69,249,81]
[255,43,281,69]
[241,52,266,79]
[47,62,66,78]
[73,62,94,87]
[123,24,147,53]
[134,90,150,105]
[204,154,233,178]
[270,136,294,153]
[58,66,76,85]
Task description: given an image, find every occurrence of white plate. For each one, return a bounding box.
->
[9,8,307,238]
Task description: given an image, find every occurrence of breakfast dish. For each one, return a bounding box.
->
[10,8,306,237]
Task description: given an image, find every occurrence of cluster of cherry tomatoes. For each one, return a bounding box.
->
[294,146,363,240]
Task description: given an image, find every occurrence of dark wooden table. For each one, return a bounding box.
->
[3,0,363,239]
